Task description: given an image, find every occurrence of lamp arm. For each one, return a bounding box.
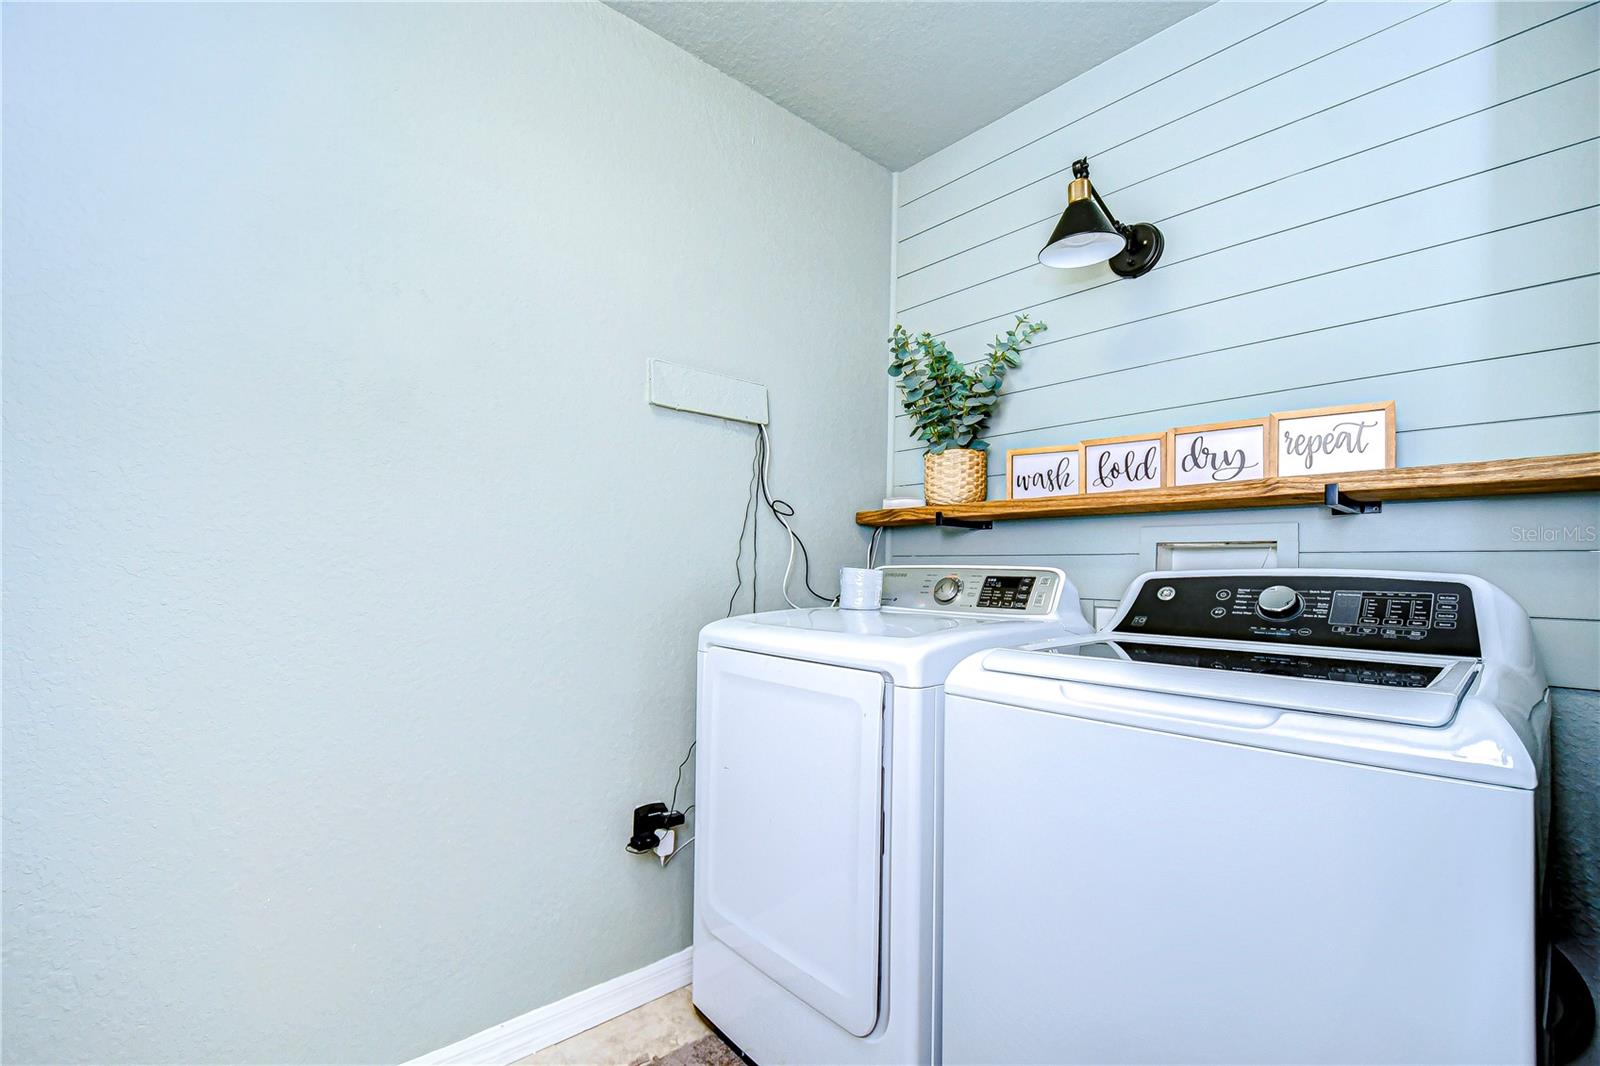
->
[1088,183,1131,237]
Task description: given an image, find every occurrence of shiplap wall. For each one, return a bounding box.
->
[884,0,1600,1004]
[886,0,1600,691]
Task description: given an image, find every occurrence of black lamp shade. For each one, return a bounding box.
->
[1038,161,1165,277]
[1038,196,1127,268]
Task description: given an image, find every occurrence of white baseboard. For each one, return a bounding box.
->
[408,946,694,1065]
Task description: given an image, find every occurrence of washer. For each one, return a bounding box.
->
[940,568,1551,1066]
[693,565,1090,1066]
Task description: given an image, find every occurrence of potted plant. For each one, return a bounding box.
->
[887,315,1046,504]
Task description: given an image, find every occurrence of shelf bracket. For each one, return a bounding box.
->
[1325,483,1382,517]
[934,512,993,531]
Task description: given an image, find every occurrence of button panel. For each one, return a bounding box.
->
[878,567,1060,615]
[1046,640,1445,688]
[1113,575,1480,656]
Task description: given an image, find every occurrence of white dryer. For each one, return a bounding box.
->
[693,565,1090,1066]
[941,569,1551,1066]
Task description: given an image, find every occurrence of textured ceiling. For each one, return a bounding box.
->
[604,1,1212,171]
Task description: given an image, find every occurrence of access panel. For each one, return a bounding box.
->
[698,648,884,1037]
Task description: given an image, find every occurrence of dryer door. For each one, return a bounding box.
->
[699,647,885,1037]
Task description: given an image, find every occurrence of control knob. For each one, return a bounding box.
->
[933,576,963,604]
[1255,584,1304,621]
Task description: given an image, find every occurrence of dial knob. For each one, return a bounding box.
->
[932,576,963,604]
[1255,584,1304,621]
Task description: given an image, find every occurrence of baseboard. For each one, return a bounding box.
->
[408,946,694,1065]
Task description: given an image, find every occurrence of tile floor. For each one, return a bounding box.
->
[518,987,741,1066]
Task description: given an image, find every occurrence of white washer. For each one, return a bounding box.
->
[941,568,1551,1066]
[693,565,1090,1066]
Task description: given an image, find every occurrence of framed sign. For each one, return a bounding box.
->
[1271,401,1395,477]
[1083,433,1165,494]
[1007,444,1083,500]
[1165,418,1272,487]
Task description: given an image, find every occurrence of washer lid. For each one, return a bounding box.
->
[977,636,1478,728]
[700,608,1086,687]
[948,635,1539,788]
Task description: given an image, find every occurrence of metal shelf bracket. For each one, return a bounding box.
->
[934,512,993,530]
[1325,483,1382,517]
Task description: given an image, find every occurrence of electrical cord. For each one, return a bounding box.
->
[662,836,695,867]
[867,526,883,569]
[756,425,801,609]
[755,424,832,607]
[725,431,761,617]
[669,741,695,814]
[663,789,696,868]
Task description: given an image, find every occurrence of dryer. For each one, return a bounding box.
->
[940,569,1551,1065]
[693,565,1090,1066]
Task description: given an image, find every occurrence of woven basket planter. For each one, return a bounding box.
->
[924,448,988,505]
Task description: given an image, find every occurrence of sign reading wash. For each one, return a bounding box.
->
[1007,444,1083,500]
[1003,401,1395,500]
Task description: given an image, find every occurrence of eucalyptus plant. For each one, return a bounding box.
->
[887,315,1046,454]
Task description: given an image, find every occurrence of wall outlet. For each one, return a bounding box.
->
[654,828,676,864]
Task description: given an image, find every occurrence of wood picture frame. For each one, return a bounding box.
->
[1270,401,1396,478]
[1082,432,1165,494]
[1164,417,1273,487]
[1005,444,1084,500]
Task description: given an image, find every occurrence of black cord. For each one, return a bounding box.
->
[755,426,832,604]
[725,430,761,618]
[669,741,695,813]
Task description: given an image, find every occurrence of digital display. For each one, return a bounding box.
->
[1046,640,1442,688]
[978,575,1035,610]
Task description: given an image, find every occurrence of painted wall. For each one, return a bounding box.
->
[2,3,888,1062]
[885,0,1600,1020]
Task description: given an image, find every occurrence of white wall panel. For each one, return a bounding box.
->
[898,3,1597,279]
[897,2,1425,239]
[898,71,1598,310]
[901,276,1598,448]
[910,141,1597,337]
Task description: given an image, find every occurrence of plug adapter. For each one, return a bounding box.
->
[627,802,686,853]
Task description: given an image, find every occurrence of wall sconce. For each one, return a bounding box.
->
[1038,158,1164,278]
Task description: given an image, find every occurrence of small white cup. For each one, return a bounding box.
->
[838,566,883,610]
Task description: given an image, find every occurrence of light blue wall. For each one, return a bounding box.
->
[1,3,889,1062]
[886,0,1600,1019]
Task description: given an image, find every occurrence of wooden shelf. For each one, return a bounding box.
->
[856,452,1600,528]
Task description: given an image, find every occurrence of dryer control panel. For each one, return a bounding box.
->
[878,566,1064,616]
[1113,574,1480,657]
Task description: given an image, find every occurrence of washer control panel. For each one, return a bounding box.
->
[1113,574,1479,656]
[879,567,1062,616]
